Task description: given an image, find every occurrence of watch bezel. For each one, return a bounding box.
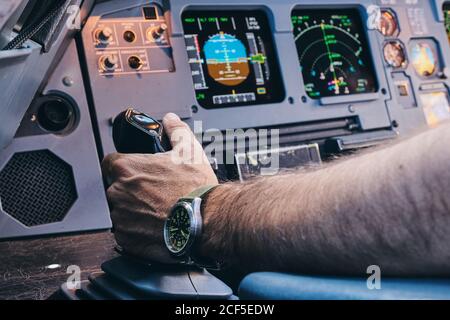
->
[164,199,202,257]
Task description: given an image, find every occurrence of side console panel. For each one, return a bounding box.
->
[0,41,111,239]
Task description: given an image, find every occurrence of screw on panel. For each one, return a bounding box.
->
[62,76,74,87]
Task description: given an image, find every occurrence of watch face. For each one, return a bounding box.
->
[164,203,192,254]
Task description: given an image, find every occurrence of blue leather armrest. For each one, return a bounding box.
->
[238,272,450,300]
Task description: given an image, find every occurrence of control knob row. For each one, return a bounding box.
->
[95,24,168,45]
[99,54,145,72]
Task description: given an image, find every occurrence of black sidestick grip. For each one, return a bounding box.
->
[112,108,171,154]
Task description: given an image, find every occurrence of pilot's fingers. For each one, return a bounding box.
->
[162,113,206,163]
[162,113,195,147]
[101,153,133,187]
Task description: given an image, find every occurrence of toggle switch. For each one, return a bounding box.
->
[95,27,113,44]
[99,54,119,72]
[147,23,167,42]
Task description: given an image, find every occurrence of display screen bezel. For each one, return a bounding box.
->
[181,8,286,109]
[291,6,380,100]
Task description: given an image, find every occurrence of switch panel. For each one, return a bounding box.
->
[90,4,174,76]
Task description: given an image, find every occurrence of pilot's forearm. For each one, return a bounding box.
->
[202,123,450,276]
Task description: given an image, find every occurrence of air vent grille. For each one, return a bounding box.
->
[0,150,77,227]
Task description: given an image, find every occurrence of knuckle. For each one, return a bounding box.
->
[101,154,115,172]
[106,184,120,203]
[127,174,148,190]
[111,158,132,177]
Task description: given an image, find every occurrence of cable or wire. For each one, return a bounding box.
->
[2,1,67,51]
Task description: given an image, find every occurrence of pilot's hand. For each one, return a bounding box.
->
[102,113,218,264]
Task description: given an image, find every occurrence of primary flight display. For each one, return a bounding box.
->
[182,10,285,109]
[291,8,378,99]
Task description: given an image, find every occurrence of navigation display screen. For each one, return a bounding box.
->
[445,3,450,44]
[182,10,285,109]
[291,8,378,99]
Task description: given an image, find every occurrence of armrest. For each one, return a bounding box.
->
[238,272,450,300]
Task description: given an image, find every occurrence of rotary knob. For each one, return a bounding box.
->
[99,54,119,72]
[147,23,167,42]
[128,56,143,70]
[95,27,113,44]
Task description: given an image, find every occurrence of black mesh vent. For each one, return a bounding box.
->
[0,150,77,227]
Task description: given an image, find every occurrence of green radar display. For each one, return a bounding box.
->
[291,8,378,99]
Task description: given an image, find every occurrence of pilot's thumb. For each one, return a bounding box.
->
[162,113,203,163]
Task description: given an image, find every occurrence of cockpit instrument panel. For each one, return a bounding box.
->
[182,9,285,109]
[291,8,378,100]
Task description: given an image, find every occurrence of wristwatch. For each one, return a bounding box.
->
[164,185,218,268]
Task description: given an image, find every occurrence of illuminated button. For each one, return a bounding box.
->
[411,42,438,77]
[95,27,113,44]
[99,54,118,71]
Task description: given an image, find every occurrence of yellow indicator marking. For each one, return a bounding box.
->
[257,87,267,95]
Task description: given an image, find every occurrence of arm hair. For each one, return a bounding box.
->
[200,122,450,276]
